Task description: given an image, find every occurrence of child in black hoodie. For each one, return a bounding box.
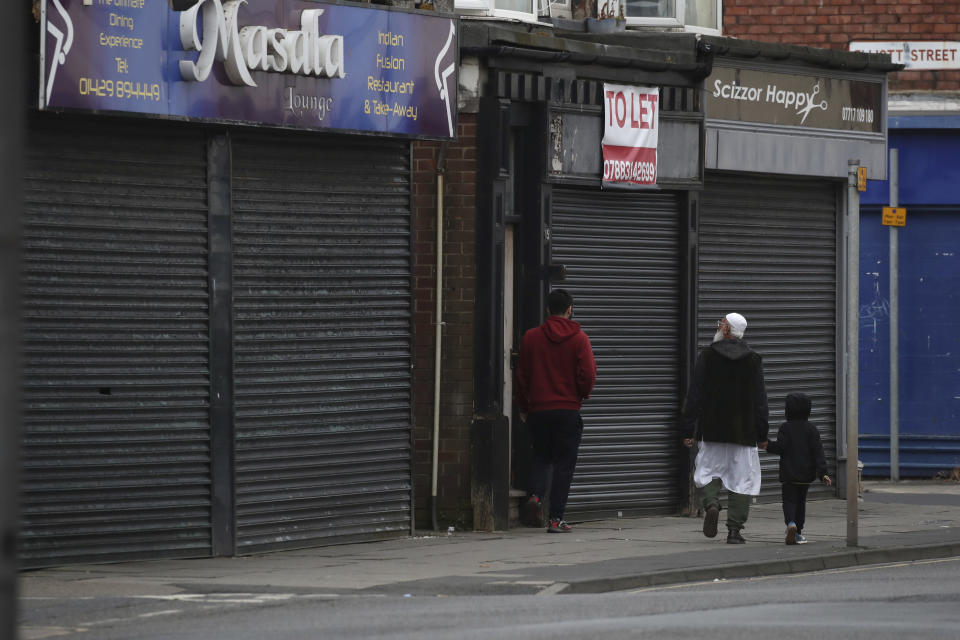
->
[766,393,831,545]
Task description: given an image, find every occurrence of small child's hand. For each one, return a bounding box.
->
[823,475,832,486]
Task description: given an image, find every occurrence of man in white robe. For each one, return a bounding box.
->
[682,313,769,544]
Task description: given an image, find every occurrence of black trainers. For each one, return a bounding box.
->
[523,496,543,527]
[703,505,719,538]
[726,528,746,544]
[786,523,798,545]
[547,518,572,533]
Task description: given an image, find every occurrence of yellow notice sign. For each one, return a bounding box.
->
[882,206,907,226]
[857,167,868,191]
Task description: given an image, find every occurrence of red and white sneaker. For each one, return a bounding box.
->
[547,518,572,533]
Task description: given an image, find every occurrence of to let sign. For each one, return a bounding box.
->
[602,84,659,188]
[882,207,906,227]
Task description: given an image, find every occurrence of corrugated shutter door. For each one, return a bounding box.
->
[551,188,682,517]
[231,131,412,553]
[21,115,212,567]
[698,173,838,499]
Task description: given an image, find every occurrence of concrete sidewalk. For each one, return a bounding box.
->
[19,481,960,599]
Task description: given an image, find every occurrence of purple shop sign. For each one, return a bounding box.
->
[41,0,458,140]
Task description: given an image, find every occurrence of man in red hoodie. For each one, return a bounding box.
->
[517,289,597,533]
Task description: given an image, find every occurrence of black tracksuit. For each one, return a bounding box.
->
[766,393,829,533]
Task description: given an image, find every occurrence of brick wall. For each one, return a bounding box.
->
[411,115,477,530]
[723,0,960,91]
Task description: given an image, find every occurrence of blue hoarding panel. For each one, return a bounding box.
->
[863,129,960,205]
[859,207,960,476]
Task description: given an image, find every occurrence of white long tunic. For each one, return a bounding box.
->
[694,440,762,496]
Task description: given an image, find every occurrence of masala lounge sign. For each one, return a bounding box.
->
[40,0,458,139]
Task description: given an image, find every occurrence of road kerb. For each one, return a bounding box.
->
[557,542,960,594]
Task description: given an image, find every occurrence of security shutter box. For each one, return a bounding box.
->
[21,115,212,567]
[230,131,414,553]
[697,173,839,499]
[551,187,683,517]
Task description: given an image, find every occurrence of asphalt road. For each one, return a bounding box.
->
[22,556,960,639]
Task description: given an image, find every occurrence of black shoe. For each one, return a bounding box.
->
[703,506,719,538]
[726,529,746,544]
[786,523,798,545]
[524,496,543,527]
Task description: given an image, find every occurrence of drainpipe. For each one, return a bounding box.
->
[431,143,449,532]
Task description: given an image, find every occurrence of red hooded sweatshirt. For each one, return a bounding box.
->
[516,315,597,413]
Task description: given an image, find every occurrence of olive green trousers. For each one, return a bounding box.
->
[699,478,751,531]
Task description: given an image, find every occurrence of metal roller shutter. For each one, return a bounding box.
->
[551,187,683,517]
[21,115,212,567]
[698,173,838,500]
[231,131,413,553]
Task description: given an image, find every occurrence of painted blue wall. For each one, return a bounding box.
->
[859,124,960,476]
[863,127,960,206]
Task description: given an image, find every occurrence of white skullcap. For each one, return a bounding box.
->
[725,313,747,337]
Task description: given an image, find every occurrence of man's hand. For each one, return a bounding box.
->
[520,412,527,423]
[757,440,768,450]
[682,438,694,448]
[823,475,832,486]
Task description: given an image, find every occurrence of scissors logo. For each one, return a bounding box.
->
[45,0,74,106]
[434,21,456,138]
[796,82,828,124]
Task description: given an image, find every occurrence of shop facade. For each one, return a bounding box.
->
[459,28,896,529]
[23,0,456,567]
[718,0,960,480]
[460,23,708,527]
[701,37,894,499]
[24,4,903,559]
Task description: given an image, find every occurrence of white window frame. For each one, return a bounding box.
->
[455,0,539,23]
[624,0,721,34]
